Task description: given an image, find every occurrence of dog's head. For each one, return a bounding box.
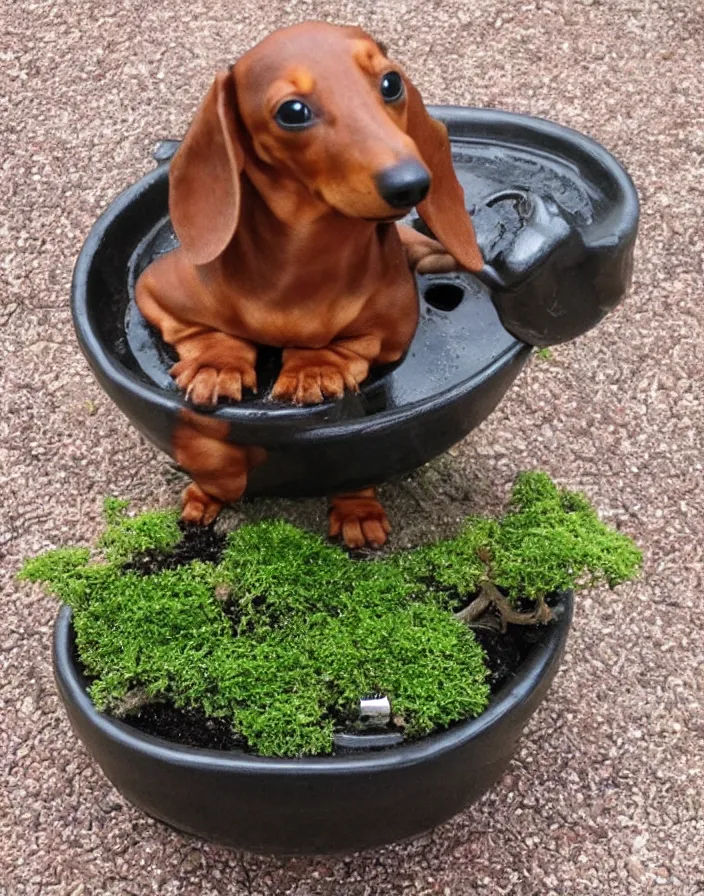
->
[169,22,482,271]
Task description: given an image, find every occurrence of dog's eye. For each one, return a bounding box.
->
[380,71,404,103]
[275,100,314,130]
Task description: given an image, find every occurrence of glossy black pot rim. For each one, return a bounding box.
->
[71,106,637,442]
[439,105,639,234]
[54,592,573,774]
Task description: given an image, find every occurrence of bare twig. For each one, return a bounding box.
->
[455,581,553,631]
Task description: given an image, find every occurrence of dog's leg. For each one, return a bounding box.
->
[271,335,381,404]
[137,272,258,407]
[172,411,266,525]
[328,487,391,549]
[397,224,460,274]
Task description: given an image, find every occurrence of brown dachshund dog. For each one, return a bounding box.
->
[136,21,484,548]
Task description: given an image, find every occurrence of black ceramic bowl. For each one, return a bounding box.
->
[71,108,638,498]
[54,593,573,855]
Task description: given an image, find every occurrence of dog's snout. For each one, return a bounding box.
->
[375,160,431,209]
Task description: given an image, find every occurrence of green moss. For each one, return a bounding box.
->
[491,472,643,599]
[218,520,423,633]
[98,502,182,564]
[535,347,554,361]
[102,496,131,525]
[394,472,642,604]
[395,517,499,607]
[20,547,91,586]
[22,524,489,757]
[20,472,641,758]
[218,520,360,632]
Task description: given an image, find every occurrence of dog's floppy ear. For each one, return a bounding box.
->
[405,79,484,273]
[169,70,244,266]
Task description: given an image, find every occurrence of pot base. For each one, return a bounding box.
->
[53,593,572,855]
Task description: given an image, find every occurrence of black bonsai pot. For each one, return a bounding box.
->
[54,593,573,855]
[71,107,638,498]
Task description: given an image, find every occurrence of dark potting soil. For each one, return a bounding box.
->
[473,591,566,690]
[126,702,245,750]
[123,522,227,575]
[472,623,532,692]
[109,525,559,752]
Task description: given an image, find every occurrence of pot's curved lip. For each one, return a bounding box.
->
[431,105,640,244]
[54,591,573,774]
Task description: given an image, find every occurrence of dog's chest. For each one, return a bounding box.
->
[217,234,402,348]
[222,285,370,349]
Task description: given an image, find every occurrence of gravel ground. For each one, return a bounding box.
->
[2,0,703,893]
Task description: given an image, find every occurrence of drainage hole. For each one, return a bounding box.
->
[424,282,465,312]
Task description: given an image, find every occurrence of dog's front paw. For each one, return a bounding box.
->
[398,225,461,274]
[171,360,257,406]
[271,351,368,405]
[328,489,391,550]
[415,252,459,274]
[271,365,349,404]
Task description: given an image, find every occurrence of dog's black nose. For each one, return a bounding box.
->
[375,160,431,209]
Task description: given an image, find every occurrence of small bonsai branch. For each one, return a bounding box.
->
[454,593,492,625]
[455,581,553,631]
